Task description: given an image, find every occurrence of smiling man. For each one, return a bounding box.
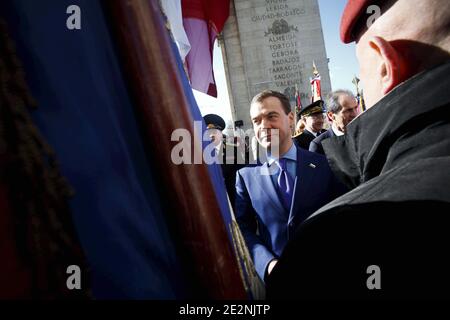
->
[234,90,346,283]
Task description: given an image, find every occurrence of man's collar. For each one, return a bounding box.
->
[305,129,318,136]
[267,143,297,166]
[331,124,344,137]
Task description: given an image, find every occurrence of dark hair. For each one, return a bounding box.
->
[251,90,292,115]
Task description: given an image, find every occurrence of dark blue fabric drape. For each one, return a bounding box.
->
[1,0,242,299]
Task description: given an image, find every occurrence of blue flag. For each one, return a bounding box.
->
[1,0,188,299]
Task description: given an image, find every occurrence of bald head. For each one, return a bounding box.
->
[358,0,450,46]
[355,0,450,108]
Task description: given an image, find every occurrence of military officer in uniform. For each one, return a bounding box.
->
[203,114,245,207]
[293,100,326,150]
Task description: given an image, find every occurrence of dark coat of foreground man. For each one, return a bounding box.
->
[266,61,450,299]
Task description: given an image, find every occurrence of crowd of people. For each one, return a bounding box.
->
[0,0,448,300]
[207,0,450,299]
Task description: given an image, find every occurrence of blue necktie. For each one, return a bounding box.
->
[277,158,294,211]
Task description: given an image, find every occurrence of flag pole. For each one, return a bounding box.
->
[352,75,366,113]
[103,0,247,299]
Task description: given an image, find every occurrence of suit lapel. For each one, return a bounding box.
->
[328,128,335,138]
[304,130,316,140]
[289,148,318,224]
[252,162,285,216]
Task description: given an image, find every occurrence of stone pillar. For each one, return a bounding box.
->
[222,0,331,131]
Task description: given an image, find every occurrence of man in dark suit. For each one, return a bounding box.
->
[293,100,326,150]
[235,90,346,282]
[309,90,359,155]
[204,114,245,207]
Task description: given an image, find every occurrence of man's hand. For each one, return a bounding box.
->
[267,259,278,275]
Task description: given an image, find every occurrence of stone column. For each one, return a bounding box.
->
[222,0,331,131]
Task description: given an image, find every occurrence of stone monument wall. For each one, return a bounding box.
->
[221,0,331,130]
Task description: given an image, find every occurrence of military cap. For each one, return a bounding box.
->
[299,100,325,117]
[203,114,226,131]
[340,0,386,43]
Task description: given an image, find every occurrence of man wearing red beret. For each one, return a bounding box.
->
[267,0,450,299]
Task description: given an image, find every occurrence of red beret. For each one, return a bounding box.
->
[340,0,375,43]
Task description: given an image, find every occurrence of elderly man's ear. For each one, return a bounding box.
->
[326,111,334,123]
[368,36,408,95]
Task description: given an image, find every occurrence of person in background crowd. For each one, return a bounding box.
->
[293,100,326,150]
[309,90,358,155]
[204,114,245,208]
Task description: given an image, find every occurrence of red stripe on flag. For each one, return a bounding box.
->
[182,0,230,97]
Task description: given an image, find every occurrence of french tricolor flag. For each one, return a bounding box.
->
[181,0,230,97]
